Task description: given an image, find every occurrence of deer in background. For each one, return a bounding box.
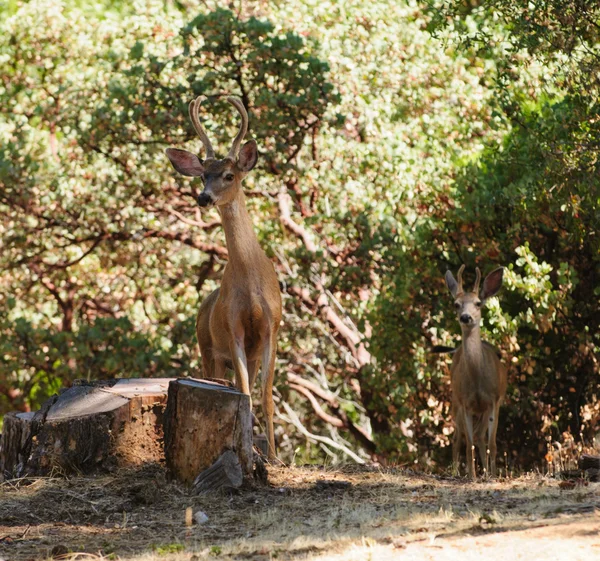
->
[165,96,282,459]
[445,265,507,478]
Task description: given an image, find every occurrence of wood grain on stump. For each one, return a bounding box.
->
[163,379,252,486]
[0,378,172,480]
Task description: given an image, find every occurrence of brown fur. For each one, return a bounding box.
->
[166,97,282,459]
[446,266,508,478]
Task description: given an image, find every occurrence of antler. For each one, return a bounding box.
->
[473,267,481,295]
[226,96,249,160]
[456,264,465,295]
[188,96,216,160]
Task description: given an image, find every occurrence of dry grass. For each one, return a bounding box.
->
[1,463,599,561]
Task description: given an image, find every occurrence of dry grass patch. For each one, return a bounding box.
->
[1,464,599,560]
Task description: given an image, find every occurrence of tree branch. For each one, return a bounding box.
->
[279,400,365,464]
[109,229,228,257]
[166,205,221,231]
[278,190,318,252]
[289,383,344,428]
[287,372,376,453]
[287,285,371,367]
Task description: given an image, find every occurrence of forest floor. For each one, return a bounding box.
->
[1,463,599,561]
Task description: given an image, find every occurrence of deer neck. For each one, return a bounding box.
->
[218,190,262,272]
[461,325,485,375]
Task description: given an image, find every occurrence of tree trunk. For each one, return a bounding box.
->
[0,378,172,480]
[163,379,252,486]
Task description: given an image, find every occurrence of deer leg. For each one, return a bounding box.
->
[452,424,463,476]
[246,360,260,427]
[476,414,488,474]
[260,334,277,460]
[248,360,260,390]
[463,410,476,479]
[230,327,251,401]
[213,357,227,380]
[197,326,215,379]
[196,292,217,377]
[487,401,501,477]
[452,407,463,475]
[200,349,215,378]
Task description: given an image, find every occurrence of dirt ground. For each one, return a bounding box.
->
[1,463,599,561]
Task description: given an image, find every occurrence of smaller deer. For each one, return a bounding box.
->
[445,265,508,478]
[165,96,282,459]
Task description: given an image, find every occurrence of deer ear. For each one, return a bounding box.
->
[481,267,504,301]
[445,270,459,297]
[237,139,258,172]
[165,148,204,176]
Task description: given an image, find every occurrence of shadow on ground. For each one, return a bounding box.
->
[1,463,599,560]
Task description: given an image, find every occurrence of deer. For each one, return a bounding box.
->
[165,96,282,460]
[445,265,508,478]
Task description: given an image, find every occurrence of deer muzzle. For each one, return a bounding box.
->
[197,192,214,208]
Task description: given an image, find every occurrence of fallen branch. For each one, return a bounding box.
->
[280,401,365,464]
[287,372,376,454]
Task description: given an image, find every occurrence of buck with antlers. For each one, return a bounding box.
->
[445,265,508,478]
[165,96,282,459]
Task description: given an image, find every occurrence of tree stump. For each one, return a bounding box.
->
[163,379,252,486]
[0,378,172,480]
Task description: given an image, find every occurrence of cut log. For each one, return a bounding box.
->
[193,450,243,494]
[0,378,173,480]
[163,379,252,485]
[585,468,600,482]
[557,454,600,483]
[0,411,35,480]
[579,454,600,470]
[578,454,600,481]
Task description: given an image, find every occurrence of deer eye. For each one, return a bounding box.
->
[475,301,482,308]
[454,302,460,309]
[224,173,235,181]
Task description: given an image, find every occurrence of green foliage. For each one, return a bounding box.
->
[0,314,190,413]
[368,0,600,463]
[0,0,336,416]
[369,100,599,464]
[0,0,598,469]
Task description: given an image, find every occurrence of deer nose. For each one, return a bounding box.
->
[197,192,214,207]
[460,314,472,324]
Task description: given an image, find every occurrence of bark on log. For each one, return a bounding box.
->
[192,450,243,494]
[558,454,600,482]
[579,454,600,470]
[0,378,172,480]
[578,454,600,481]
[163,379,252,486]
